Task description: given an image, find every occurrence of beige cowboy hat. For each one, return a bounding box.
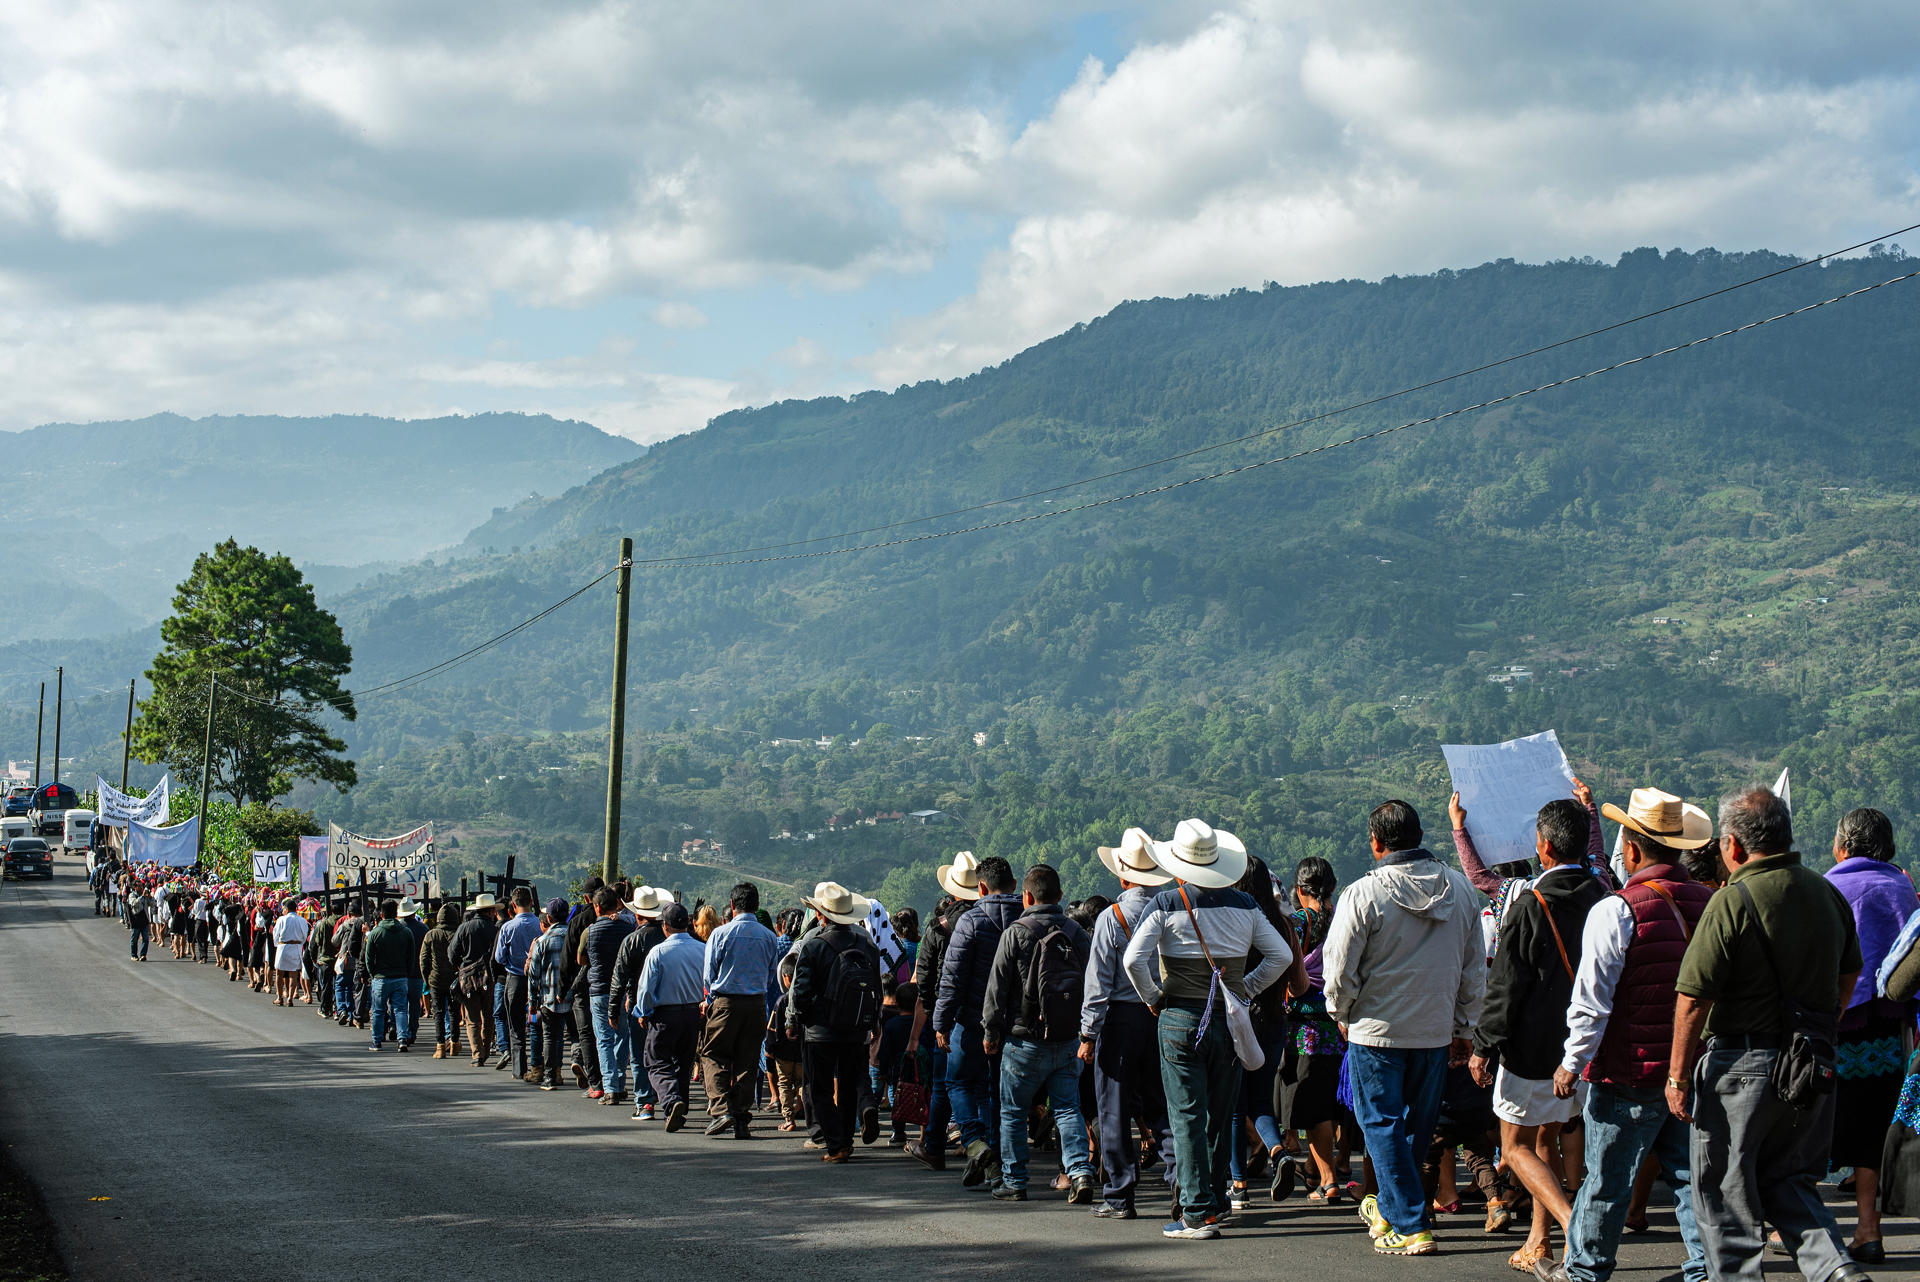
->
[1098,827,1171,886]
[803,880,872,926]
[1602,787,1714,851]
[468,893,498,911]
[937,851,982,901]
[1151,819,1249,889]
[627,885,666,919]
[397,896,421,918]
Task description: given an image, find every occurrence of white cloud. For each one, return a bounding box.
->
[649,300,709,330]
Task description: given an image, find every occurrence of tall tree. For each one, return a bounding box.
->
[133,539,357,805]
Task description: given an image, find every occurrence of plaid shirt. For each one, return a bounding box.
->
[526,925,571,1010]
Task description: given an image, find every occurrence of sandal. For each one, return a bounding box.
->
[1431,1200,1461,1215]
[1508,1243,1553,1273]
[1309,1183,1341,1204]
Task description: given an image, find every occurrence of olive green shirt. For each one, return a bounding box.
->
[1674,851,1861,1038]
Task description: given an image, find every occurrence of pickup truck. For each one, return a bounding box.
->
[30,782,78,838]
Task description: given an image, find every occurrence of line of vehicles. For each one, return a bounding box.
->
[1,781,95,880]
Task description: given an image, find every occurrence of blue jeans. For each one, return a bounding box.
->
[1567,1081,1706,1282]
[998,1038,1094,1190]
[369,977,410,1047]
[1095,1003,1172,1210]
[1346,1043,1449,1234]
[590,993,629,1093]
[129,926,148,959]
[945,1023,999,1151]
[1159,1004,1242,1226]
[1229,1023,1286,1181]
[629,1012,655,1103]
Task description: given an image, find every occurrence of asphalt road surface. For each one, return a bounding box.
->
[3,866,1915,1282]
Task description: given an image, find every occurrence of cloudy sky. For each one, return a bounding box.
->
[2,0,1916,441]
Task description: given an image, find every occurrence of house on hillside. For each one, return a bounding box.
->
[909,810,947,824]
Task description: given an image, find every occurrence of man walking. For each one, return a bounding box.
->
[933,855,1023,1187]
[1469,797,1610,1273]
[1538,786,1716,1282]
[582,887,637,1105]
[420,902,461,1058]
[700,882,781,1138]
[613,886,668,1118]
[904,854,978,1170]
[789,881,886,1163]
[982,863,1095,1203]
[526,898,573,1090]
[1079,828,1172,1219]
[363,900,421,1052]
[1323,800,1485,1257]
[637,901,707,1132]
[1670,787,1870,1282]
[448,893,500,1065]
[1122,819,1293,1241]
[494,888,543,1079]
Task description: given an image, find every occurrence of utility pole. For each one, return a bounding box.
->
[33,682,43,788]
[121,679,136,789]
[193,677,216,868]
[601,536,633,885]
[52,666,64,787]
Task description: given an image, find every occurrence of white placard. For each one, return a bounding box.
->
[1441,730,1577,868]
[253,850,292,884]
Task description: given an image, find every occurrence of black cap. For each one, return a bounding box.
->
[661,902,691,931]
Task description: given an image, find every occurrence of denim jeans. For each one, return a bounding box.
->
[590,993,630,1093]
[1346,1042,1449,1235]
[1691,1045,1849,1282]
[629,1012,655,1103]
[1158,1004,1242,1226]
[922,1040,952,1150]
[1094,1003,1172,1210]
[1229,1022,1286,1181]
[998,1038,1094,1190]
[1568,1081,1706,1282]
[945,1022,999,1151]
[430,987,457,1044]
[369,976,410,1048]
[129,927,148,959]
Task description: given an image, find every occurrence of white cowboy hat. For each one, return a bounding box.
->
[1097,827,1171,886]
[1602,787,1714,851]
[937,851,982,901]
[1151,819,1249,889]
[803,880,873,926]
[397,896,421,918]
[627,885,666,919]
[468,893,498,911]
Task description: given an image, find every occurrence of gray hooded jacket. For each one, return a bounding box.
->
[1322,847,1486,1049]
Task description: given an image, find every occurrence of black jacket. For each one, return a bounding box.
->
[789,924,883,1044]
[932,893,1023,1034]
[981,904,1090,1043]
[610,920,666,1009]
[448,914,501,979]
[1474,866,1609,1079]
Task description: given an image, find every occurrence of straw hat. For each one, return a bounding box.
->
[1098,827,1171,886]
[803,881,873,926]
[1150,819,1249,889]
[627,886,666,919]
[937,851,982,901]
[1602,787,1714,851]
[468,893,498,911]
[397,896,421,918]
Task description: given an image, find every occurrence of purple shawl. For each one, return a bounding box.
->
[1828,857,1920,1010]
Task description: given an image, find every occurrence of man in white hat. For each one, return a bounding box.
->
[448,893,500,1066]
[905,854,980,1170]
[932,854,1023,1187]
[788,882,886,1162]
[1323,800,1485,1258]
[636,901,707,1132]
[1080,827,1173,1219]
[612,886,669,1120]
[1121,819,1293,1241]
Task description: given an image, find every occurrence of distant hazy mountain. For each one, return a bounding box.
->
[4,412,640,636]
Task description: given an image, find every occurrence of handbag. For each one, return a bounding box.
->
[1176,886,1265,1071]
[1734,881,1838,1110]
[892,1051,930,1127]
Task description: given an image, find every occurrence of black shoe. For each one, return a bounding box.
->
[905,1140,946,1171]
[860,1106,880,1145]
[1850,1241,1887,1265]
[1093,1203,1136,1220]
[733,1118,751,1140]
[704,1114,733,1137]
[1271,1155,1297,1202]
[961,1145,999,1189]
[991,1181,1027,1202]
[664,1101,688,1133]
[1069,1175,1096,1204]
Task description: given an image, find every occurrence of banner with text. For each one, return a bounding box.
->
[327,822,436,897]
[1441,730,1577,869]
[127,815,199,867]
[297,835,329,893]
[253,849,293,884]
[95,775,170,828]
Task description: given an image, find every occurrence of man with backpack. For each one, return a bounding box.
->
[933,854,1023,1187]
[332,900,368,1027]
[981,863,1095,1203]
[789,881,885,1163]
[448,893,501,1066]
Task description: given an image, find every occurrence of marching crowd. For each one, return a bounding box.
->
[81,779,1920,1282]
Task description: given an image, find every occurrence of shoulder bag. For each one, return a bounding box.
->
[1177,886,1264,1071]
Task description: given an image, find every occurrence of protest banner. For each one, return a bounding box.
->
[327,822,436,897]
[297,835,329,892]
[253,850,292,884]
[1441,729,1577,869]
[95,775,170,828]
[127,815,199,867]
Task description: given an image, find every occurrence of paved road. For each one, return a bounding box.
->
[2,868,1914,1282]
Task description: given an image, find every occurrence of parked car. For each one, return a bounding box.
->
[3,836,52,879]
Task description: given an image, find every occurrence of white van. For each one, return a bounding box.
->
[64,809,95,852]
[0,816,30,846]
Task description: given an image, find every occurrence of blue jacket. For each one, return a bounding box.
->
[932,892,1023,1035]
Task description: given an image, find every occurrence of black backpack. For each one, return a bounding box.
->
[1020,918,1085,1042]
[823,934,883,1034]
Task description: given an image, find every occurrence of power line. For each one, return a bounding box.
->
[631,222,1920,567]
[634,267,1920,570]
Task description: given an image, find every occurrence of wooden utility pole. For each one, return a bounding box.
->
[121,679,136,789]
[193,677,216,868]
[51,666,62,787]
[32,682,42,788]
[601,536,633,885]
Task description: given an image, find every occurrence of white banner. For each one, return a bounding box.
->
[126,815,199,867]
[1442,729,1577,869]
[252,850,292,884]
[95,775,170,828]
[327,822,436,897]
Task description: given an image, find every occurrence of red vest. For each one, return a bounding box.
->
[1586,864,1715,1089]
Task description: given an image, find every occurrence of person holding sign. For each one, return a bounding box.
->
[272,901,311,1007]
